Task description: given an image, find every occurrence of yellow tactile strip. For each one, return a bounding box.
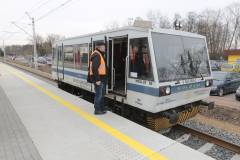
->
[7,67,168,160]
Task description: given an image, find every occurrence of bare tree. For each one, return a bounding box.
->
[147,10,171,29]
[104,21,120,31]
[25,34,63,56]
[225,2,240,49]
[180,7,240,59]
[182,12,198,32]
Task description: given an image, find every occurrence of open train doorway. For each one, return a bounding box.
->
[108,37,128,96]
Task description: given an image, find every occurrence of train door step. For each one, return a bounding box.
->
[105,93,126,101]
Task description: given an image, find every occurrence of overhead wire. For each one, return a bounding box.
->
[3,0,75,44]
[12,0,45,24]
[10,0,54,28]
[28,0,55,15]
[36,0,74,22]
[6,0,55,40]
[2,0,49,39]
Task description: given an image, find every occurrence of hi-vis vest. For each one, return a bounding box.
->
[89,50,106,76]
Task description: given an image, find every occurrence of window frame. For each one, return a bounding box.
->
[151,32,211,82]
[128,37,154,81]
[63,45,74,69]
[52,47,58,66]
[73,43,89,71]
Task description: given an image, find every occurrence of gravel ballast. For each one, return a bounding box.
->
[182,119,240,146]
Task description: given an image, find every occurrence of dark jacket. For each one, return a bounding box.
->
[90,49,107,83]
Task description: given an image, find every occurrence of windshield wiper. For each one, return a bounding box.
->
[187,51,198,77]
[181,55,186,74]
[200,72,204,80]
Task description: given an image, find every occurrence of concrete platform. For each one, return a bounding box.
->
[0,85,42,160]
[0,62,214,160]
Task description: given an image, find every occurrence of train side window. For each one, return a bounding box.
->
[53,48,57,65]
[80,44,89,71]
[129,38,153,81]
[74,45,81,69]
[64,45,74,69]
[74,43,88,71]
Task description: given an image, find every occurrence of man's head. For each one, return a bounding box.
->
[95,41,105,53]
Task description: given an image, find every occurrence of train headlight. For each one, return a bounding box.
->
[205,80,210,87]
[159,86,171,96]
[166,86,171,95]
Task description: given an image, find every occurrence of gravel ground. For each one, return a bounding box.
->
[208,95,240,110]
[162,120,240,160]
[162,127,185,140]
[200,106,240,126]
[205,145,236,160]
[182,136,207,150]
[162,127,208,150]
[182,119,240,146]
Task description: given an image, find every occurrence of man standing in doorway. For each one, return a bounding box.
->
[89,41,107,115]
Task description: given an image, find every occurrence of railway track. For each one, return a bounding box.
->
[175,124,240,154]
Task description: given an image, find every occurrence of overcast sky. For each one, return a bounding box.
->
[0,0,238,45]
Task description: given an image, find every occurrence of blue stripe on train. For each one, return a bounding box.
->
[127,83,159,96]
[52,68,88,79]
[52,68,206,97]
[127,81,206,96]
[171,81,206,94]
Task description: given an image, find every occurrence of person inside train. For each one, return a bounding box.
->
[130,45,138,73]
[142,46,151,76]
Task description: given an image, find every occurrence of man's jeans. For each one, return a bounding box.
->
[94,82,106,112]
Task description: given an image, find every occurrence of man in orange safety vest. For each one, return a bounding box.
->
[89,41,107,115]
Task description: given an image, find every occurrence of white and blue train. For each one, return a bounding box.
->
[52,25,213,131]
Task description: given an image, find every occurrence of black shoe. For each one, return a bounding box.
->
[101,110,107,113]
[102,106,109,112]
[94,110,106,115]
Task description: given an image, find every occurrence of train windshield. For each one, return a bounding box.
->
[151,32,211,82]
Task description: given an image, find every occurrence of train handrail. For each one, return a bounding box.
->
[125,56,129,94]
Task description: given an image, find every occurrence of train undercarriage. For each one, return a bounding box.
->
[57,80,214,131]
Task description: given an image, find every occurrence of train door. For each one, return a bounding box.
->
[107,39,113,91]
[57,44,64,80]
[108,36,128,96]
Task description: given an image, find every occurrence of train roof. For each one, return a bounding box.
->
[54,26,205,45]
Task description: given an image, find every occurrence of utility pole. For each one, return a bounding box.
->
[11,16,38,69]
[32,17,38,69]
[26,12,38,69]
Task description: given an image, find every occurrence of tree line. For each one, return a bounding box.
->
[147,2,240,60]
[106,2,240,60]
[4,34,63,57]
